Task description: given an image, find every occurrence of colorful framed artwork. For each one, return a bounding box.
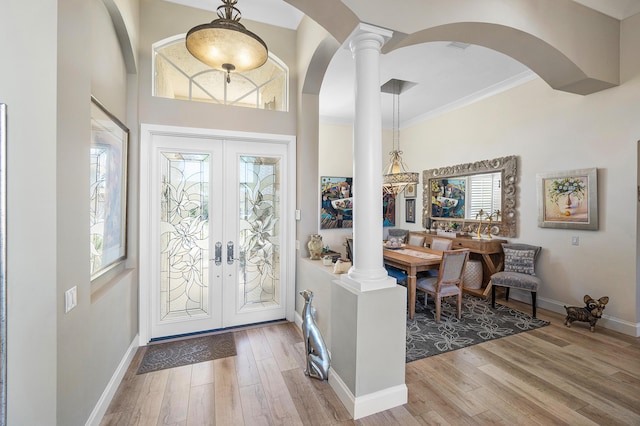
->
[321,176,353,229]
[536,168,598,230]
[430,178,466,219]
[320,176,396,228]
[90,96,129,279]
[406,199,416,223]
[383,192,396,227]
[404,183,417,198]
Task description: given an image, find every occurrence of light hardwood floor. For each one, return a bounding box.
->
[101,299,640,425]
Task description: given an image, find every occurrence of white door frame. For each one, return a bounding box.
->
[139,123,296,345]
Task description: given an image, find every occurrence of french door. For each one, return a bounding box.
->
[140,125,295,342]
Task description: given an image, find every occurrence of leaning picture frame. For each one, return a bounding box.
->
[536,168,598,230]
[90,96,129,279]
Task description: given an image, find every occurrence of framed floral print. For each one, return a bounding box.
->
[537,168,598,230]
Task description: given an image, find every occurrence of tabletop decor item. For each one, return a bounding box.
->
[307,234,323,260]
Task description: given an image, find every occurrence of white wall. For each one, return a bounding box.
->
[0,0,141,422]
[56,0,140,424]
[0,1,58,423]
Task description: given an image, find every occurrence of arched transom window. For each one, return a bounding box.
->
[153,35,288,111]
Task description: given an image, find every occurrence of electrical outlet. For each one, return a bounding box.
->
[571,236,579,246]
[65,286,77,313]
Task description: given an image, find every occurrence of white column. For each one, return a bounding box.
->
[331,26,407,419]
[341,24,396,292]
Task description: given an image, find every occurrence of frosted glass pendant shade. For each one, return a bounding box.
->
[186,0,268,77]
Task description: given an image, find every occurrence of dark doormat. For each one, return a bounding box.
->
[137,332,236,374]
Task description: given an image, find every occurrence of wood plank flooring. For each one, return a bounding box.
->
[101,300,640,425]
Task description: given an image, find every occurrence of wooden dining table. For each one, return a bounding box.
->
[383,245,443,319]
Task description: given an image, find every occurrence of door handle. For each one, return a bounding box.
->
[227,241,235,265]
[214,241,222,266]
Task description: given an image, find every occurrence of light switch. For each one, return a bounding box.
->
[571,236,579,246]
[65,286,77,313]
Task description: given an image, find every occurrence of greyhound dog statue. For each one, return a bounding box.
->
[300,290,330,380]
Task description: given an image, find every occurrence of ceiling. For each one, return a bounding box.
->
[167,0,640,128]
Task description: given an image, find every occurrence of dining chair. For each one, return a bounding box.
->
[490,243,542,317]
[430,237,453,251]
[415,249,470,323]
[407,233,426,247]
[387,228,409,243]
[419,237,454,278]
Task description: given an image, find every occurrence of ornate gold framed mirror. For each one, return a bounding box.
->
[422,156,518,237]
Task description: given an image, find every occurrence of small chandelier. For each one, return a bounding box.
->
[382,80,419,195]
[186,0,268,83]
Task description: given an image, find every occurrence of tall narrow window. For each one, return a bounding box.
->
[153,35,288,111]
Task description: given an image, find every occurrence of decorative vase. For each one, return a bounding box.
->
[308,234,323,260]
[563,192,576,215]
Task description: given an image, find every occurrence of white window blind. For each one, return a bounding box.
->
[466,172,501,219]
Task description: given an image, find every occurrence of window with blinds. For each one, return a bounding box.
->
[466,172,501,219]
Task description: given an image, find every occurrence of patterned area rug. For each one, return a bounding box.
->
[406,294,549,363]
[137,332,236,374]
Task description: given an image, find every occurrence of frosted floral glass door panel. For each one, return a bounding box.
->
[223,141,288,327]
[159,152,210,321]
[238,156,281,309]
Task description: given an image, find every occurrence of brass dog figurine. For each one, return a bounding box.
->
[300,290,330,380]
[564,295,609,332]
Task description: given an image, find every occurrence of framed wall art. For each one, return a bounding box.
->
[536,168,598,230]
[404,183,416,198]
[321,176,353,229]
[320,176,396,228]
[383,192,396,227]
[90,96,129,279]
[406,199,416,223]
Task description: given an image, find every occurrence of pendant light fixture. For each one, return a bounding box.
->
[186,0,268,83]
[382,79,419,195]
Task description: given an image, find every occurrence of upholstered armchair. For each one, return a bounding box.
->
[490,243,542,317]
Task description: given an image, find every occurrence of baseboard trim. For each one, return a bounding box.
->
[509,291,640,337]
[328,369,407,420]
[294,310,303,330]
[85,335,139,426]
